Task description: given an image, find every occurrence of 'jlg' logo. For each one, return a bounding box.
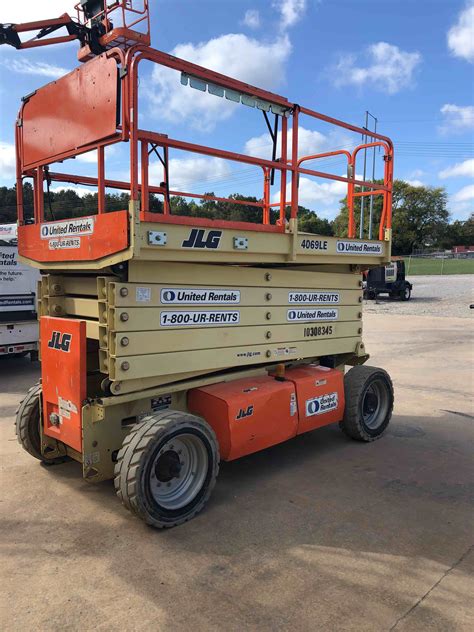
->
[236,405,254,420]
[47,331,72,352]
[182,229,222,249]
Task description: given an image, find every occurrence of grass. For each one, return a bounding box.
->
[404,257,474,275]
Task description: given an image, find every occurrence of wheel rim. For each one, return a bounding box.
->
[148,433,209,510]
[362,379,390,430]
[405,287,410,299]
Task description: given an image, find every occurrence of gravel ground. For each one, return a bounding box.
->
[364,274,474,319]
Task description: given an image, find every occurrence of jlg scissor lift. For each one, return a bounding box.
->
[3,1,395,528]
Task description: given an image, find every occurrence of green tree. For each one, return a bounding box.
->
[440,214,474,249]
[333,180,451,254]
[298,206,333,235]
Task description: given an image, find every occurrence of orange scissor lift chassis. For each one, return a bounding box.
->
[11,1,395,528]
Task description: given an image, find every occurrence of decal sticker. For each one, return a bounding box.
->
[274,346,297,357]
[160,310,240,327]
[58,396,78,422]
[300,238,328,251]
[58,396,78,414]
[48,238,81,250]
[136,287,151,303]
[306,392,339,416]
[41,217,94,240]
[289,291,340,304]
[160,288,240,305]
[236,405,254,420]
[303,325,334,338]
[47,331,72,352]
[287,308,338,322]
[236,350,261,359]
[336,240,383,255]
[290,393,297,416]
[84,451,100,466]
[181,228,222,249]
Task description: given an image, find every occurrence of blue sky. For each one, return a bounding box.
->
[0,0,473,220]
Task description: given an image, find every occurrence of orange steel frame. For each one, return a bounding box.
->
[16,44,394,240]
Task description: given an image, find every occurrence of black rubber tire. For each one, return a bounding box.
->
[400,286,411,301]
[114,410,220,529]
[15,383,65,463]
[340,366,394,442]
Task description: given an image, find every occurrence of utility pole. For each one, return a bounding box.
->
[359,111,378,239]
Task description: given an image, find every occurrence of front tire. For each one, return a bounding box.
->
[15,383,65,463]
[114,411,219,528]
[340,366,394,441]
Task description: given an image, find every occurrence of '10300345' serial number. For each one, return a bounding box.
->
[303,325,334,338]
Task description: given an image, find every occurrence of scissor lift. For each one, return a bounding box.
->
[9,1,394,527]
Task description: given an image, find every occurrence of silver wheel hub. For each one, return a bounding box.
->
[149,433,208,510]
[362,380,389,430]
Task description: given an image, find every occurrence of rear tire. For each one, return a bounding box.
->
[114,411,219,528]
[400,286,411,301]
[15,383,65,464]
[340,366,394,442]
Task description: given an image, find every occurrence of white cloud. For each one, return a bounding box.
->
[1,2,77,23]
[75,151,100,164]
[74,146,117,164]
[297,177,347,208]
[439,158,474,179]
[148,33,292,131]
[273,0,307,30]
[50,185,93,198]
[447,3,474,63]
[406,179,424,187]
[439,104,474,133]
[0,142,16,181]
[245,126,350,160]
[271,173,358,216]
[4,59,69,79]
[242,10,261,29]
[452,184,474,203]
[331,42,421,94]
[149,156,231,191]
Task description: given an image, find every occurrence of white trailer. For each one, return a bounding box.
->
[0,224,40,359]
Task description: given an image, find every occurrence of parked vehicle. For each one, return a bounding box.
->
[0,224,39,359]
[363,260,413,301]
